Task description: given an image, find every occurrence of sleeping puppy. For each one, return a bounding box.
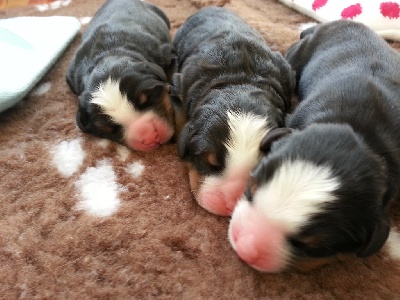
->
[66,0,179,151]
[229,20,400,272]
[172,7,295,216]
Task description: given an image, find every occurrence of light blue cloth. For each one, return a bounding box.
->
[0,16,81,113]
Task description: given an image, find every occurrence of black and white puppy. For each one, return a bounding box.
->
[66,0,179,151]
[173,7,295,216]
[229,20,400,272]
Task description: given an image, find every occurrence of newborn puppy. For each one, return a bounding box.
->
[229,20,400,272]
[66,0,178,151]
[172,7,295,216]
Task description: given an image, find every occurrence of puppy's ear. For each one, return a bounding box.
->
[357,216,390,258]
[260,127,293,154]
[171,73,182,99]
[76,109,90,132]
[177,124,190,159]
[146,2,171,29]
[159,44,177,76]
[300,24,318,39]
[76,93,92,132]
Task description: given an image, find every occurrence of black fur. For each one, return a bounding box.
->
[251,20,400,260]
[172,7,295,176]
[66,0,176,143]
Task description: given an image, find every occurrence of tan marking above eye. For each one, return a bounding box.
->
[299,235,324,248]
[187,163,201,197]
[94,121,114,133]
[293,256,340,272]
[205,152,219,167]
[138,93,148,104]
[161,85,173,113]
[292,253,354,272]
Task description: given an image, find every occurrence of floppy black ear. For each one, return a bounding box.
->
[260,127,294,154]
[300,24,318,39]
[357,216,390,258]
[76,109,90,132]
[177,124,190,159]
[76,93,93,132]
[171,73,182,99]
[159,43,177,77]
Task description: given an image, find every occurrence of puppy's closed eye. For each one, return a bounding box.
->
[93,120,121,134]
[205,152,220,167]
[193,151,224,175]
[135,85,167,109]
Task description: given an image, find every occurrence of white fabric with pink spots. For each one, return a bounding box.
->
[279,0,400,41]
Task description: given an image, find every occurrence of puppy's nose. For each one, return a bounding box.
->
[197,175,249,216]
[229,203,288,272]
[141,129,160,145]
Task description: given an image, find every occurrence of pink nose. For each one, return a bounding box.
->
[140,128,160,145]
[229,204,287,272]
[233,234,260,265]
[128,119,161,147]
[124,113,174,151]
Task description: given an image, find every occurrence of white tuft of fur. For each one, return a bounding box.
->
[97,139,110,149]
[126,161,145,178]
[51,139,85,177]
[35,0,72,11]
[79,17,92,25]
[385,228,400,260]
[75,159,121,217]
[254,160,340,233]
[90,77,140,125]
[117,145,131,161]
[31,82,51,96]
[298,22,318,31]
[224,111,269,173]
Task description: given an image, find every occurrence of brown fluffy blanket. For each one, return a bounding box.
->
[1,0,400,298]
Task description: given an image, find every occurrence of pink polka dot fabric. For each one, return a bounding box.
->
[278,0,400,41]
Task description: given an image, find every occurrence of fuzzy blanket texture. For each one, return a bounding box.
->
[1,0,400,299]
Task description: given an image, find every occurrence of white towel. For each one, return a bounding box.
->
[0,16,81,113]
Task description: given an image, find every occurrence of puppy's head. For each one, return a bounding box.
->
[229,123,390,272]
[178,99,270,215]
[77,62,176,151]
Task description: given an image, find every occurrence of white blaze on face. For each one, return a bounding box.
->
[229,159,341,271]
[197,110,269,215]
[253,159,341,233]
[90,77,170,151]
[90,78,141,126]
[224,110,269,175]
